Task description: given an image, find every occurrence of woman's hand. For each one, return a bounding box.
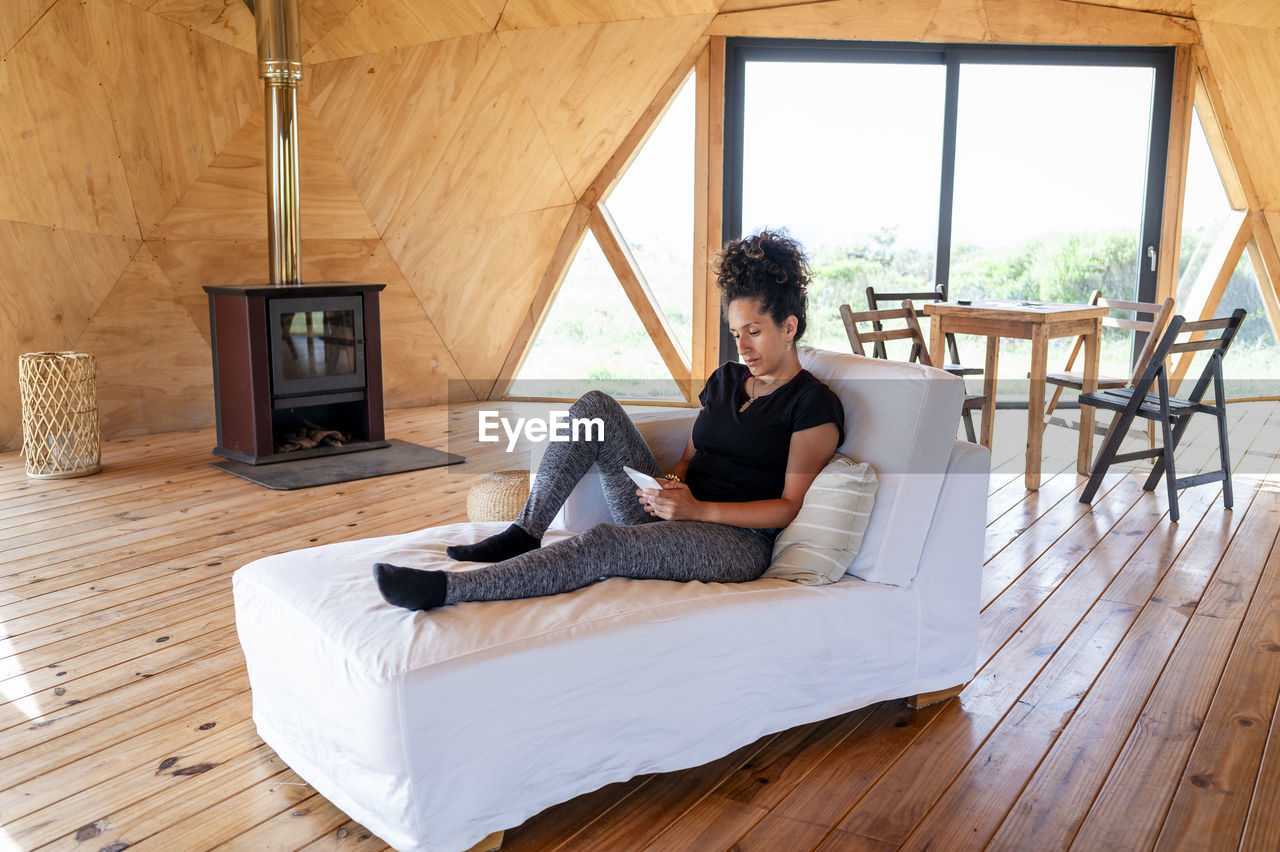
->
[636,481,701,521]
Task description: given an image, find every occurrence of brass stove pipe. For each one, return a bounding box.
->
[255,0,302,286]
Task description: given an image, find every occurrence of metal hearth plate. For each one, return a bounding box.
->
[210,439,465,490]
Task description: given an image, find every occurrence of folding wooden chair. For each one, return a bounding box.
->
[1078,309,1246,523]
[1043,290,1176,444]
[865,284,982,377]
[840,301,988,447]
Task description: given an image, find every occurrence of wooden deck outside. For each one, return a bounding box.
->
[2,400,1279,851]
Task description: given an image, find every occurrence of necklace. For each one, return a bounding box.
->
[739,363,802,413]
[739,376,758,413]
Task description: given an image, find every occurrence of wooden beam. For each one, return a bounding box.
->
[580,35,708,208]
[1170,208,1251,389]
[1156,46,1196,306]
[589,203,694,402]
[1192,44,1258,211]
[709,0,1199,43]
[1246,212,1280,354]
[488,203,591,400]
[692,37,725,393]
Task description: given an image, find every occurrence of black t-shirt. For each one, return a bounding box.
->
[685,361,845,505]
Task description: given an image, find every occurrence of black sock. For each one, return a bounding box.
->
[374,563,448,611]
[445,523,540,562]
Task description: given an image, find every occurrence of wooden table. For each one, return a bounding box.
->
[923,300,1108,490]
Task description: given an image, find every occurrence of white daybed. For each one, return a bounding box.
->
[233,347,990,852]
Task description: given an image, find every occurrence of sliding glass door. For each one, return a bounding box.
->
[724,40,1174,371]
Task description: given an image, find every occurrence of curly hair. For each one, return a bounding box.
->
[715,229,810,341]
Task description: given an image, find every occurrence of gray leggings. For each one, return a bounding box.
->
[444,391,775,605]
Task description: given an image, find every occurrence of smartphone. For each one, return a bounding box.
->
[623,465,663,490]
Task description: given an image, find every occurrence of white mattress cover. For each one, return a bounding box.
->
[233,515,973,852]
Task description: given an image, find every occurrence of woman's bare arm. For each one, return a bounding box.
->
[666,433,695,481]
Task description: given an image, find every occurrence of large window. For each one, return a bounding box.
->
[725,41,1174,378]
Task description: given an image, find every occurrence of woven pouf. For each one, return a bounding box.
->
[18,351,102,480]
[467,470,531,522]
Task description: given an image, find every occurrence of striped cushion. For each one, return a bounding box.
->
[763,455,878,585]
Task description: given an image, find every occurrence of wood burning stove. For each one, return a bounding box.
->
[203,3,392,466]
[205,282,387,464]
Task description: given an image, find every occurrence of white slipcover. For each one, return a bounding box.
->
[233,350,989,852]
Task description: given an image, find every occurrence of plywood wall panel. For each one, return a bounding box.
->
[300,0,363,59]
[498,14,714,196]
[88,0,259,237]
[0,0,140,238]
[151,96,379,240]
[0,0,55,57]
[498,0,718,30]
[923,0,993,41]
[306,0,505,63]
[74,247,214,440]
[1062,0,1193,15]
[710,0,1199,41]
[982,0,1198,41]
[719,0,816,10]
[1266,213,1280,253]
[1200,22,1280,208]
[357,244,474,406]
[393,205,576,390]
[120,0,256,54]
[1193,0,1280,28]
[382,44,577,244]
[311,34,573,237]
[709,0,939,39]
[308,34,491,233]
[0,221,139,450]
[149,239,378,342]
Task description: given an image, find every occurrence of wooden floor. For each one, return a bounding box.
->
[3,400,1279,852]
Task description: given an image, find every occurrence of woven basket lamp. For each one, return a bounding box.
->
[466,470,531,522]
[18,351,102,479]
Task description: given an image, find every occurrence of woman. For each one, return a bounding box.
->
[375,230,844,611]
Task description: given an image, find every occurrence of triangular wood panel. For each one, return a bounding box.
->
[0,221,139,449]
[303,0,505,63]
[498,14,714,197]
[151,95,380,241]
[1199,22,1280,209]
[0,0,55,58]
[74,246,215,440]
[87,0,259,238]
[0,0,139,238]
[120,0,256,54]
[148,238,378,343]
[357,243,475,406]
[392,205,577,393]
[497,0,718,30]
